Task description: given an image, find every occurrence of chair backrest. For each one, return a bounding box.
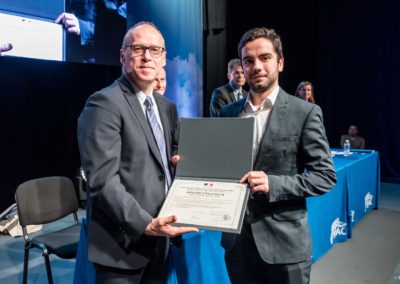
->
[15,176,79,227]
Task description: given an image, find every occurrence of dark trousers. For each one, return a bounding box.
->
[94,255,169,284]
[225,224,311,284]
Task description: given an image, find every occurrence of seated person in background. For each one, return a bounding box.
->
[153,67,167,95]
[295,81,315,103]
[209,58,248,117]
[340,125,366,149]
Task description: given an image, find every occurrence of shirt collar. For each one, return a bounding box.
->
[229,81,241,95]
[126,78,155,106]
[137,90,156,107]
[243,85,279,113]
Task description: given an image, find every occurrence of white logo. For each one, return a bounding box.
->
[350,210,355,223]
[365,192,373,212]
[330,218,347,244]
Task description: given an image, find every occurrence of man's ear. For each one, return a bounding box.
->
[120,49,124,65]
[162,52,167,67]
[278,57,284,72]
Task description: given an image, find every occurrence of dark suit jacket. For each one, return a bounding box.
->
[220,88,336,264]
[209,83,248,117]
[77,75,179,269]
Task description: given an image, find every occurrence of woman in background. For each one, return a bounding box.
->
[295,81,315,103]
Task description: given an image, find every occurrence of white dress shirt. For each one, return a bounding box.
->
[240,85,279,162]
[229,82,243,101]
[137,91,165,134]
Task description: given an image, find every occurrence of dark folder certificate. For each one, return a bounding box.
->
[158,117,254,233]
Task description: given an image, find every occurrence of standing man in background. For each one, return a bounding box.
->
[153,67,167,95]
[220,27,336,284]
[209,58,247,117]
[78,22,198,283]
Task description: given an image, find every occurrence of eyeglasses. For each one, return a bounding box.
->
[124,45,165,57]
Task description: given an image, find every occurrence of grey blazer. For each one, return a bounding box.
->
[220,88,336,264]
[209,83,248,117]
[77,75,179,269]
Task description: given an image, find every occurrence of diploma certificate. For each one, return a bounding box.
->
[158,179,249,233]
[160,117,254,233]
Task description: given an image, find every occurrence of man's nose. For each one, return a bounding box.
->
[143,49,152,60]
[253,59,262,71]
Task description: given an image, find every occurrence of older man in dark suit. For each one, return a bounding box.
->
[220,28,336,284]
[78,22,197,283]
[209,58,248,117]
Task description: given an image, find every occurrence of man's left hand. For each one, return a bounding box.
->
[171,155,180,167]
[240,171,269,195]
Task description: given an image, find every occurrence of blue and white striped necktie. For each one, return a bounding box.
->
[144,97,171,187]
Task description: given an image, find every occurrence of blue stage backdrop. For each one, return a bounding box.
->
[127,0,203,118]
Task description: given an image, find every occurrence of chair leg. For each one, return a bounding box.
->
[43,252,53,284]
[22,243,30,284]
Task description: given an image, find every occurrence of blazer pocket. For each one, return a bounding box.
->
[272,135,299,151]
[270,136,299,172]
[272,209,306,221]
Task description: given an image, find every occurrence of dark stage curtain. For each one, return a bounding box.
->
[203,0,227,117]
[0,56,120,212]
[317,0,400,180]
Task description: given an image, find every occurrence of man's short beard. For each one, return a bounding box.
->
[251,81,273,93]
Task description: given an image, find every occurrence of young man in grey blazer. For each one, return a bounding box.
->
[220,27,336,283]
[209,58,248,117]
[78,22,198,283]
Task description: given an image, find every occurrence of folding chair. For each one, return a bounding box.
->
[15,176,81,284]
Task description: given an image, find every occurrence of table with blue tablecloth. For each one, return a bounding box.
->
[74,150,380,283]
[307,149,380,262]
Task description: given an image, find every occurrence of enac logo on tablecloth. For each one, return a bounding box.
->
[330,217,347,244]
[364,192,373,212]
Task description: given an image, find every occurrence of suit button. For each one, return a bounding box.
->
[158,175,165,181]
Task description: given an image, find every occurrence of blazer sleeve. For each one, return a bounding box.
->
[209,88,228,117]
[78,91,152,240]
[171,105,179,157]
[268,105,337,200]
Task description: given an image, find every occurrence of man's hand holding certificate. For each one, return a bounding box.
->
[144,215,199,237]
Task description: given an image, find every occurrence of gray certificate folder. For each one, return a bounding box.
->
[158,117,254,234]
[176,117,254,180]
